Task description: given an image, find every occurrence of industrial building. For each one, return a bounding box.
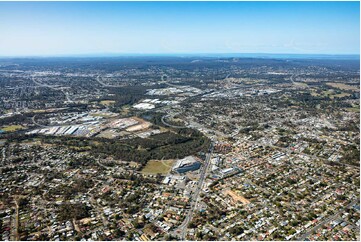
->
[219,167,242,178]
[172,156,201,173]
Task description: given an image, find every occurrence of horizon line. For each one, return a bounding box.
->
[0,52,360,58]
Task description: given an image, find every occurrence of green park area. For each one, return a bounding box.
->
[100,100,116,106]
[141,159,175,174]
[0,125,24,132]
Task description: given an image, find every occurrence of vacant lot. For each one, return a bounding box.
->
[326,82,359,91]
[225,190,250,205]
[96,129,120,139]
[141,159,175,174]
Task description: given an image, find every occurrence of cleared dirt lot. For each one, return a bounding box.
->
[225,190,250,205]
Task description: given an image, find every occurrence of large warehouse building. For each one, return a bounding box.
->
[173,156,201,173]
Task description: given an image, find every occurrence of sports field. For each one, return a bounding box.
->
[0,125,24,132]
[141,160,175,174]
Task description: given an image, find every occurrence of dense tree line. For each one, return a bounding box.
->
[57,203,91,221]
[0,114,29,126]
[25,124,210,165]
[92,128,210,164]
[341,144,360,166]
[108,85,149,107]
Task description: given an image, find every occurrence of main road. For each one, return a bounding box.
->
[31,76,73,102]
[95,75,123,88]
[297,199,358,240]
[173,142,214,240]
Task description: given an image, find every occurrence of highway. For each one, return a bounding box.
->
[95,76,110,87]
[2,147,5,165]
[174,142,214,240]
[10,196,20,241]
[161,114,187,129]
[95,75,122,88]
[290,74,297,85]
[31,115,50,128]
[31,114,76,128]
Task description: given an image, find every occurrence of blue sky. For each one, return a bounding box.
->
[0,1,359,56]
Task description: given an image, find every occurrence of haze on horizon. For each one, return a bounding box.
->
[0,1,359,57]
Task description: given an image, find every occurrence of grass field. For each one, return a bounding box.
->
[311,89,351,99]
[141,159,175,174]
[346,104,360,113]
[331,93,351,99]
[347,107,360,113]
[326,82,359,91]
[0,125,24,132]
[293,82,308,87]
[32,109,47,113]
[310,91,320,97]
[100,100,116,106]
[69,146,92,151]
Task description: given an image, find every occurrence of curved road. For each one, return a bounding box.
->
[31,115,50,128]
[95,75,123,88]
[161,115,187,129]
